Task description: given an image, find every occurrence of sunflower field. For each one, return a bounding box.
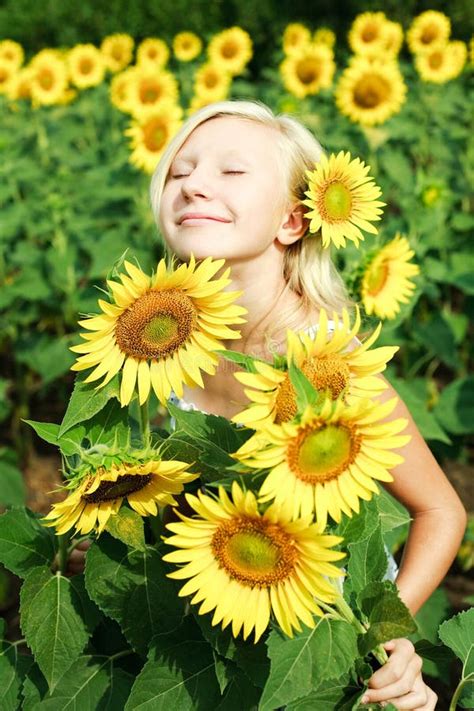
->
[0,7,473,711]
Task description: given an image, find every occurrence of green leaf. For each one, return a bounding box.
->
[0,458,26,506]
[21,663,49,710]
[59,374,120,436]
[25,420,86,456]
[376,489,411,536]
[125,616,221,710]
[85,534,184,656]
[413,314,459,369]
[285,673,363,710]
[167,403,246,455]
[104,506,146,550]
[260,619,358,711]
[0,507,57,577]
[84,400,130,449]
[287,362,320,414]
[385,375,451,444]
[358,581,417,656]
[433,377,474,435]
[214,664,261,710]
[347,523,388,595]
[19,567,94,690]
[438,608,474,664]
[0,639,34,711]
[32,654,134,710]
[215,348,263,373]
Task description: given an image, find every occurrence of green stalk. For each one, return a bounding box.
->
[334,595,388,666]
[449,677,473,711]
[57,532,70,575]
[140,399,151,449]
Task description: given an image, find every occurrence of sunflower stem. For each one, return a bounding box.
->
[334,595,366,635]
[140,400,151,449]
[57,532,71,575]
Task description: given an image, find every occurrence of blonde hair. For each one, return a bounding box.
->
[149,99,352,341]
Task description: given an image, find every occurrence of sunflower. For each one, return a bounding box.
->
[173,32,202,62]
[348,12,390,56]
[70,256,247,406]
[361,235,420,320]
[29,53,69,106]
[193,62,232,101]
[282,23,312,56]
[163,481,344,641]
[5,67,33,101]
[125,103,183,174]
[126,68,179,118]
[407,11,451,55]
[68,44,106,89]
[234,396,409,528]
[101,33,134,73]
[136,38,170,69]
[336,57,407,127]
[313,28,336,50]
[416,40,467,83]
[0,39,24,69]
[382,21,404,58]
[232,307,397,430]
[43,457,197,536]
[0,59,16,95]
[109,67,138,113]
[301,151,384,249]
[207,27,253,76]
[280,44,335,98]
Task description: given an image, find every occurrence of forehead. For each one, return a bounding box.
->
[172,116,282,166]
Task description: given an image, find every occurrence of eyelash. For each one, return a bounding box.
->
[171,171,245,179]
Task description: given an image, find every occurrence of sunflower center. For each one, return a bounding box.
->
[39,69,54,90]
[83,473,152,502]
[80,58,93,75]
[140,80,161,103]
[212,517,297,587]
[222,41,238,59]
[421,24,438,44]
[143,118,169,152]
[428,51,443,69]
[365,258,389,296]
[322,182,353,220]
[296,59,320,84]
[205,72,218,88]
[112,47,124,60]
[275,356,350,423]
[288,423,360,483]
[361,23,378,42]
[354,74,390,108]
[115,288,197,360]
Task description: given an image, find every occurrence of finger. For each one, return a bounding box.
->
[74,539,92,551]
[68,550,87,564]
[368,640,421,692]
[367,675,430,709]
[416,687,438,711]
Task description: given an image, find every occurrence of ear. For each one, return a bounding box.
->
[276,203,309,246]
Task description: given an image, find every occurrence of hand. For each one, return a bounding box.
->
[65,539,91,576]
[361,639,438,709]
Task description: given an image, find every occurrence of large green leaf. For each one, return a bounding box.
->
[25,420,86,456]
[59,374,120,436]
[285,673,363,710]
[85,534,184,656]
[0,507,57,577]
[19,567,97,690]
[0,638,34,711]
[385,374,451,444]
[347,523,388,595]
[32,655,134,710]
[438,609,474,710]
[433,377,474,435]
[357,581,417,656]
[260,619,358,711]
[124,616,221,710]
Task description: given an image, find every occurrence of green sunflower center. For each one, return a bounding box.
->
[143,118,168,152]
[288,422,360,483]
[83,473,152,503]
[275,356,350,424]
[365,258,389,296]
[353,74,390,109]
[212,518,297,587]
[323,182,353,220]
[115,288,197,360]
[39,69,54,90]
[140,80,161,103]
[428,51,443,69]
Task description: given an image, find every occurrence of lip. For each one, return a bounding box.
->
[179,213,231,224]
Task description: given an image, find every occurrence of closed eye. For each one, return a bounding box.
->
[223,171,245,175]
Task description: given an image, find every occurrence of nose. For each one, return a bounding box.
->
[180,167,212,200]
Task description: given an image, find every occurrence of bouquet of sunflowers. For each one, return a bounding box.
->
[0,154,470,711]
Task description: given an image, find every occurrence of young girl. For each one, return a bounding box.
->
[70,99,465,708]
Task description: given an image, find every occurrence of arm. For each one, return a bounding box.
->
[377,376,467,615]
